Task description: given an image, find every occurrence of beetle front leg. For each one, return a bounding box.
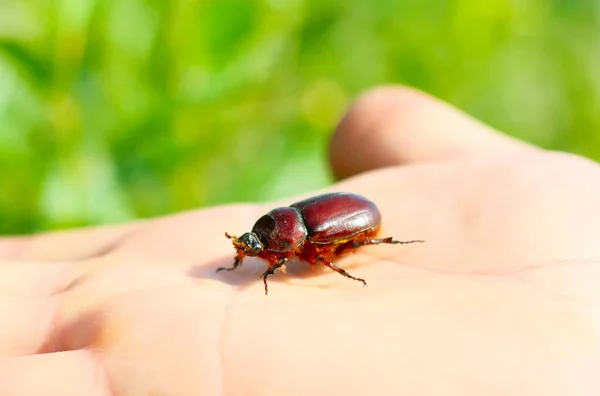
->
[352,237,424,249]
[261,257,287,295]
[318,256,367,287]
[216,256,243,273]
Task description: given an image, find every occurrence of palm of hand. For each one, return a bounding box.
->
[2,88,600,395]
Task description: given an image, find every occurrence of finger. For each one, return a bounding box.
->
[0,350,112,396]
[14,222,144,262]
[0,238,27,260]
[0,261,68,296]
[330,85,539,179]
[0,295,58,357]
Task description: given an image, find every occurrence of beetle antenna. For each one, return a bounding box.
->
[225,232,236,239]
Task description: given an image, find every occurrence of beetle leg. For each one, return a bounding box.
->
[261,257,288,295]
[216,256,243,273]
[318,256,367,287]
[352,237,424,249]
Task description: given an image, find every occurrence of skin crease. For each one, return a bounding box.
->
[1,86,600,395]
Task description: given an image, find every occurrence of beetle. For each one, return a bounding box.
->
[217,192,424,294]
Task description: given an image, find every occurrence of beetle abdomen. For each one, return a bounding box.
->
[291,192,381,244]
[252,207,308,253]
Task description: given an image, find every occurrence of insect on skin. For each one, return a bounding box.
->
[217,192,424,294]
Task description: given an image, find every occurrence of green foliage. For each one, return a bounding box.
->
[1,0,599,234]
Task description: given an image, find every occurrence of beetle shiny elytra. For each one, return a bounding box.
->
[217,192,424,294]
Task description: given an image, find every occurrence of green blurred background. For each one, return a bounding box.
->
[1,0,599,235]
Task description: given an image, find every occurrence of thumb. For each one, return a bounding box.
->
[329,86,539,180]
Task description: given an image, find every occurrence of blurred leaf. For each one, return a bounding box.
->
[0,39,52,86]
[198,0,258,67]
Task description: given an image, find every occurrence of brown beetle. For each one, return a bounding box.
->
[217,192,424,294]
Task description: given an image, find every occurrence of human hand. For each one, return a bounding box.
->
[1,86,600,395]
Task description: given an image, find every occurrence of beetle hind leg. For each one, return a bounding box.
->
[352,237,424,249]
[318,256,367,287]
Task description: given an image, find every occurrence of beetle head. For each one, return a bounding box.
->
[226,232,263,256]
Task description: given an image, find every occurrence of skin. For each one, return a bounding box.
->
[1,86,600,395]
